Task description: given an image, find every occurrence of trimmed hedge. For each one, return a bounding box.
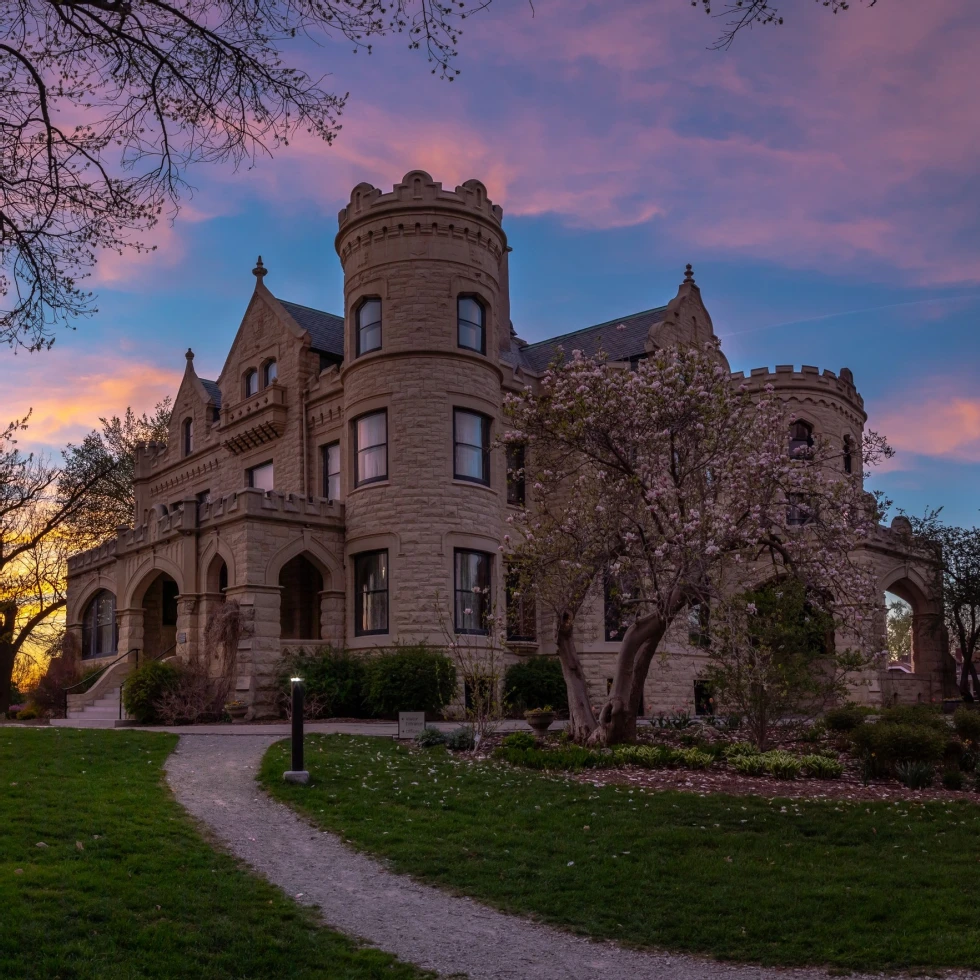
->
[824,706,868,733]
[363,644,456,718]
[122,661,180,724]
[878,705,947,731]
[277,646,369,719]
[503,657,568,715]
[954,706,980,744]
[850,722,946,770]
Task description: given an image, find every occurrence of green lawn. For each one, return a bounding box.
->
[262,734,980,973]
[0,728,430,980]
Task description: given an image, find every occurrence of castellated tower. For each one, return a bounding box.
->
[335,171,511,648]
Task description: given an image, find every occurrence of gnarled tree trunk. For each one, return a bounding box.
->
[555,612,599,742]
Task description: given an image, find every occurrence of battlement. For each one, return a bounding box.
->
[337,170,503,230]
[67,539,118,575]
[730,364,864,412]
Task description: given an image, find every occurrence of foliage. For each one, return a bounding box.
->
[503,657,568,715]
[761,751,803,780]
[363,644,456,719]
[276,646,368,720]
[730,753,768,777]
[60,400,172,546]
[13,705,38,720]
[850,723,946,771]
[0,416,111,715]
[122,660,179,724]
[414,727,446,748]
[494,744,609,771]
[500,731,537,751]
[878,704,946,731]
[25,633,82,717]
[799,754,844,780]
[724,741,760,758]
[703,579,852,750]
[0,729,428,979]
[894,761,935,790]
[444,727,476,752]
[885,595,912,664]
[265,733,980,972]
[824,705,868,733]
[152,663,229,726]
[504,341,888,745]
[953,706,980,745]
[943,769,964,791]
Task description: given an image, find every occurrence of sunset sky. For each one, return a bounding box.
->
[3,0,978,525]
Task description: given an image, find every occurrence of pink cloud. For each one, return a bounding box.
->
[877,387,980,464]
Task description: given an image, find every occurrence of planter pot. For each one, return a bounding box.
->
[525,710,556,735]
[225,704,248,723]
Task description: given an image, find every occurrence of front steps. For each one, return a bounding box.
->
[51,687,131,728]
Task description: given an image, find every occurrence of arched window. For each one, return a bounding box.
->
[263,360,278,386]
[356,298,382,356]
[458,296,486,354]
[789,419,813,458]
[843,435,853,474]
[182,417,193,457]
[81,590,117,660]
[244,369,258,398]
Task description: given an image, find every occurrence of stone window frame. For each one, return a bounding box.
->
[457,294,486,355]
[262,358,278,387]
[322,441,341,500]
[243,368,259,398]
[246,459,274,491]
[788,418,814,459]
[504,563,536,642]
[454,548,493,635]
[81,589,117,660]
[353,549,389,636]
[453,408,491,486]
[352,409,388,487]
[355,297,383,357]
[182,417,194,457]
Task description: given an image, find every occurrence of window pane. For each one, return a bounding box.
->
[355,551,388,635]
[458,297,482,325]
[325,443,341,499]
[245,371,258,397]
[358,299,381,327]
[458,320,483,351]
[249,461,274,490]
[359,322,381,353]
[455,550,490,634]
[264,361,278,384]
[455,445,484,481]
[357,445,385,483]
[357,412,386,449]
[358,300,382,354]
[455,411,483,447]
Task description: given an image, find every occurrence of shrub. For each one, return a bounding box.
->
[800,754,844,779]
[824,706,867,733]
[878,705,947,732]
[944,738,965,766]
[122,661,180,724]
[501,731,537,751]
[503,658,568,715]
[762,751,803,780]
[943,769,964,791]
[953,706,980,745]
[494,745,608,771]
[850,723,946,769]
[414,727,447,748]
[799,722,827,743]
[15,706,39,721]
[276,646,368,719]
[724,741,759,758]
[363,644,456,718]
[444,726,476,751]
[895,760,934,790]
[613,745,680,769]
[679,748,714,770]
[961,749,978,773]
[731,754,768,777]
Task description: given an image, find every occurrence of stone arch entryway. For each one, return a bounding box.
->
[140,571,180,661]
[279,554,323,642]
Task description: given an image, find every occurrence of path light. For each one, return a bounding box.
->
[283,677,309,785]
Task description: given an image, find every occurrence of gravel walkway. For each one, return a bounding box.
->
[164,734,979,980]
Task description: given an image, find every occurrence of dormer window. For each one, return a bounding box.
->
[789,420,813,458]
[244,369,258,398]
[182,418,194,457]
[263,360,278,386]
[356,298,382,356]
[458,296,486,354]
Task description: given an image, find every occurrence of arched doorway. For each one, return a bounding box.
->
[884,590,913,668]
[279,555,323,641]
[141,572,179,660]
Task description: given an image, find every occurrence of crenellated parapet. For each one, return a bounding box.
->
[67,538,118,575]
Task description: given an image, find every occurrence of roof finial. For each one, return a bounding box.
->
[253,255,267,281]
[185,347,194,362]
[684,263,695,284]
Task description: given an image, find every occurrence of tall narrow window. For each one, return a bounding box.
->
[789,419,813,458]
[81,591,117,660]
[354,411,387,486]
[244,369,259,398]
[182,418,193,457]
[322,442,341,499]
[247,460,274,490]
[694,680,714,716]
[454,409,490,485]
[505,566,536,641]
[506,443,526,506]
[354,550,388,635]
[263,360,278,386]
[455,549,491,634]
[688,602,711,648]
[356,298,382,356]
[457,296,486,354]
[843,435,853,474]
[787,493,814,527]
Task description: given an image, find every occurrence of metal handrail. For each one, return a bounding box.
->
[62,647,138,720]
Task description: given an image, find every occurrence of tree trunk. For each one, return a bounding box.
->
[595,614,668,746]
[555,613,598,742]
[0,601,16,714]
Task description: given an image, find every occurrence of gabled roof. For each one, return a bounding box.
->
[518,306,667,374]
[200,378,221,409]
[277,299,344,358]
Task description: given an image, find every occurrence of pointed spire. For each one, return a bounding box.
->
[185,347,194,363]
[683,263,695,284]
[253,255,267,281]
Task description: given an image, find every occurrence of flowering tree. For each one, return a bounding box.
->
[504,341,890,746]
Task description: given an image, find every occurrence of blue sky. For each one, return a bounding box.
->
[3,0,978,526]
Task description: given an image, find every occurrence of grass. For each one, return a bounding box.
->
[261,734,980,973]
[0,728,431,980]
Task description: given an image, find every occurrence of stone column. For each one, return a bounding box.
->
[319,589,345,648]
[226,584,282,719]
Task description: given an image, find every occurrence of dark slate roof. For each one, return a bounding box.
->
[518,306,667,374]
[200,379,221,409]
[277,298,344,357]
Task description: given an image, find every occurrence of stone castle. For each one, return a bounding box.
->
[65,171,951,719]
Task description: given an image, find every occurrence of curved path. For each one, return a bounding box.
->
[165,734,977,980]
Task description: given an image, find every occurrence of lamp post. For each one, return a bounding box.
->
[283,676,310,785]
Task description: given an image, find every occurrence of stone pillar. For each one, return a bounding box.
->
[320,589,345,648]
[226,584,282,720]
[175,595,197,665]
[116,606,144,663]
